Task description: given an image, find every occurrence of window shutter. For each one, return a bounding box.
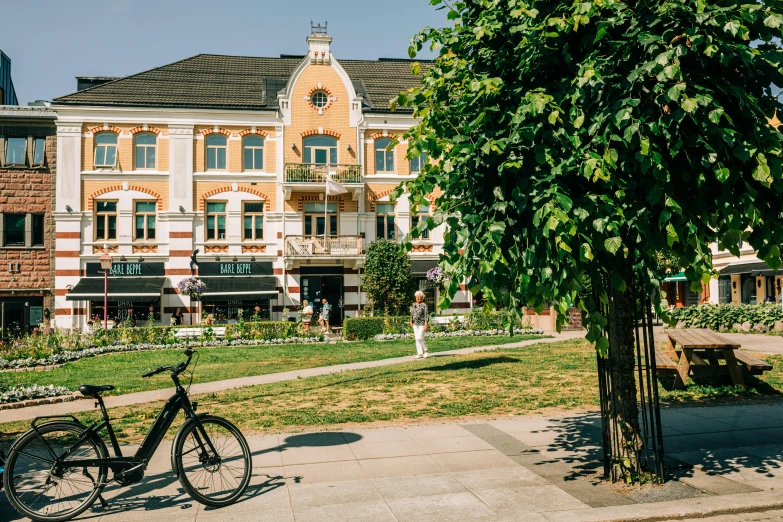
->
[0,136,5,168]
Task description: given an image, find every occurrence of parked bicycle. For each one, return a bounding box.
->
[2,348,252,522]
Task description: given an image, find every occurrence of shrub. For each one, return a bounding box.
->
[344,317,386,340]
[384,316,412,335]
[670,303,783,331]
[362,240,415,315]
[225,321,296,340]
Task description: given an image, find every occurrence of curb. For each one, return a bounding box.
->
[541,490,783,521]
[0,392,83,412]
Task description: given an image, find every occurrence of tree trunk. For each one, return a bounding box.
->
[606,260,642,481]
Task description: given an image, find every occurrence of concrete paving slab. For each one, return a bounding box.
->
[279,443,355,466]
[371,473,469,499]
[283,459,367,484]
[348,439,428,459]
[385,491,498,521]
[358,454,445,479]
[414,435,496,454]
[429,449,519,472]
[712,415,783,430]
[345,427,413,443]
[403,423,474,439]
[450,467,550,490]
[473,484,588,514]
[694,428,783,448]
[287,478,381,508]
[292,500,397,522]
[193,507,294,522]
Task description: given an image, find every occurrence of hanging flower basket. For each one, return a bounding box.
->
[177,277,206,302]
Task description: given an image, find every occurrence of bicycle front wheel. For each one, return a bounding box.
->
[174,415,252,507]
[3,421,108,522]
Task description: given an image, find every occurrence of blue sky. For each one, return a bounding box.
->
[2,0,447,105]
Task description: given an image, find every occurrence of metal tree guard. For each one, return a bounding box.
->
[595,274,666,483]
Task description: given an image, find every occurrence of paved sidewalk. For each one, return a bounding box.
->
[0,332,585,424]
[3,402,783,521]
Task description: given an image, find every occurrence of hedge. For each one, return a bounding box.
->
[344,317,386,340]
[669,303,783,331]
[225,321,297,340]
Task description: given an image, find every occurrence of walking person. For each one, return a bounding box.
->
[319,298,332,333]
[410,291,429,359]
[301,299,313,333]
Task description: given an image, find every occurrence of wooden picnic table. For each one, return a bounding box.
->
[658,328,772,389]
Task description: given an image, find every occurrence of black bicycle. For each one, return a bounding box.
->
[2,349,252,522]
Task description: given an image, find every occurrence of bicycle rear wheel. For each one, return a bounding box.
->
[174,415,251,507]
[3,421,108,522]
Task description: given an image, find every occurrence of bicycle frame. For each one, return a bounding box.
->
[29,373,218,478]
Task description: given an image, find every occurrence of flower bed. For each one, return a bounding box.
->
[375,328,544,341]
[0,336,323,371]
[0,384,72,405]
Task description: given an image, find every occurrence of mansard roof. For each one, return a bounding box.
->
[54,54,427,114]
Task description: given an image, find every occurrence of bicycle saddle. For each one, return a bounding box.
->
[78,384,115,397]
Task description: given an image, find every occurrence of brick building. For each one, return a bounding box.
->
[50,27,472,330]
[0,106,56,333]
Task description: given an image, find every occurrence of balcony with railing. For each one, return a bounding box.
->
[283,163,363,200]
[285,235,363,257]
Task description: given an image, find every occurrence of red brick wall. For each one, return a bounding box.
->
[0,123,56,309]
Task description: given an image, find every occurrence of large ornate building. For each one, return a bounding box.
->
[51,28,469,329]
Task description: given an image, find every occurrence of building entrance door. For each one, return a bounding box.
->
[301,276,344,326]
[0,297,44,337]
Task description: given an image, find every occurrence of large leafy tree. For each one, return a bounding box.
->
[362,240,416,315]
[398,0,783,480]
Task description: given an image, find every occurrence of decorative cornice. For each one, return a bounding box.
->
[300,128,341,139]
[238,128,270,138]
[129,125,162,135]
[88,184,164,210]
[200,128,231,137]
[89,125,121,135]
[199,186,270,210]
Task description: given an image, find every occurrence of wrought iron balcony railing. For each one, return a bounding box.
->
[285,235,363,256]
[284,163,363,184]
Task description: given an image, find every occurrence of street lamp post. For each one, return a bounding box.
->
[99,251,113,329]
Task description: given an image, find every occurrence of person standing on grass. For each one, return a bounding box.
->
[302,299,313,333]
[410,290,429,359]
[319,298,332,333]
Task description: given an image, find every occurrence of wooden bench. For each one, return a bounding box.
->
[175,327,226,339]
[654,345,680,389]
[733,350,774,375]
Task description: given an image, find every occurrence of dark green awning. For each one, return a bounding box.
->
[200,277,278,300]
[663,272,688,282]
[66,278,165,302]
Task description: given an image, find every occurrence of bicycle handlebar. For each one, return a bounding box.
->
[141,349,197,378]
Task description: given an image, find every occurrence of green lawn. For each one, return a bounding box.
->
[0,335,544,396]
[3,338,780,446]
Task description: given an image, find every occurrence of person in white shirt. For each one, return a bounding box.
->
[301,300,313,333]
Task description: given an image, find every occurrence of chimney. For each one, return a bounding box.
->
[307,22,331,65]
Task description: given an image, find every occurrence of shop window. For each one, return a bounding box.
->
[5,138,26,166]
[206,134,227,170]
[94,133,118,168]
[95,201,118,241]
[206,202,227,240]
[134,201,157,240]
[410,152,428,173]
[414,277,436,310]
[243,136,264,170]
[303,136,337,165]
[376,203,395,240]
[411,204,430,239]
[134,133,156,169]
[243,202,264,240]
[375,138,395,172]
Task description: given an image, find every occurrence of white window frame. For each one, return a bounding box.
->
[95,200,118,241]
[242,202,264,240]
[205,201,227,241]
[375,138,395,173]
[242,136,265,171]
[206,135,228,171]
[94,133,118,169]
[134,200,157,241]
[134,133,157,170]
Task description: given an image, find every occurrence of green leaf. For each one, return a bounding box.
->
[574,112,585,129]
[723,20,740,37]
[753,162,773,187]
[708,108,724,124]
[549,110,560,125]
[596,336,609,356]
[764,13,783,28]
[640,137,650,155]
[604,236,622,254]
[667,83,686,102]
[681,96,698,113]
[610,272,627,292]
[714,166,731,182]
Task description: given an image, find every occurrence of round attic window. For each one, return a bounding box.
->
[311,91,330,108]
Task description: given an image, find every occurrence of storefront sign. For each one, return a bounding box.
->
[85,262,165,278]
[198,261,273,277]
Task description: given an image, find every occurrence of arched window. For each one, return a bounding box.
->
[375,138,394,172]
[206,134,227,170]
[243,135,264,171]
[303,136,337,165]
[134,133,156,169]
[94,133,118,168]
